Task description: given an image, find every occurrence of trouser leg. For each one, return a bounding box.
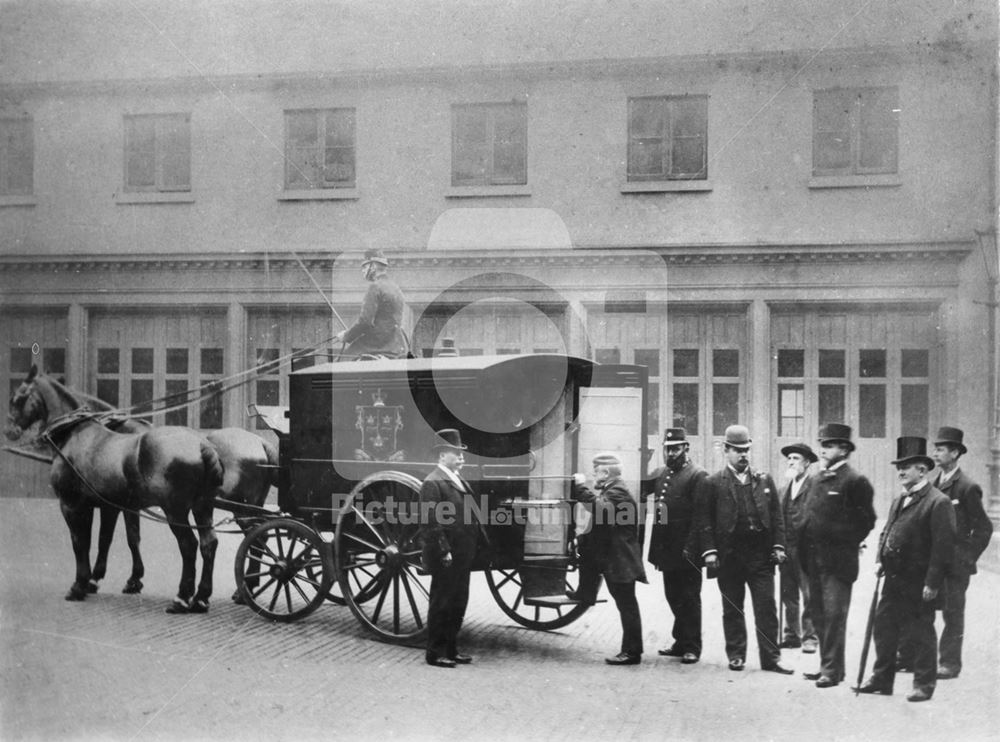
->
[910,597,939,695]
[718,561,748,661]
[816,572,851,681]
[870,589,900,691]
[427,566,458,658]
[780,560,802,640]
[608,579,643,656]
[446,568,472,657]
[939,573,969,672]
[663,567,703,656]
[747,558,780,667]
[796,557,817,643]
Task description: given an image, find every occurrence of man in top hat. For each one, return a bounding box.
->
[801,423,876,688]
[778,442,820,654]
[571,452,648,665]
[856,437,956,702]
[641,427,708,664]
[695,425,793,674]
[333,248,407,358]
[897,427,994,679]
[420,429,480,667]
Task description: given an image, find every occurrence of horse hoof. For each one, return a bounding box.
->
[86,580,99,594]
[65,586,87,601]
[122,579,143,594]
[189,599,209,614]
[165,599,190,614]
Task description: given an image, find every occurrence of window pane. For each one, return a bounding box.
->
[673,383,699,435]
[96,379,119,406]
[496,348,520,355]
[2,119,34,195]
[42,348,65,376]
[858,89,898,173]
[818,349,845,378]
[628,140,663,178]
[166,348,189,374]
[132,348,154,374]
[452,107,489,186]
[634,349,660,377]
[818,384,845,424]
[10,347,32,373]
[673,349,699,377]
[859,349,886,378]
[777,349,804,377]
[646,383,660,437]
[97,348,119,374]
[713,349,739,377]
[671,137,705,178]
[256,379,280,405]
[713,383,739,436]
[200,392,222,429]
[858,384,886,437]
[165,379,188,426]
[493,105,527,184]
[901,349,929,378]
[131,379,154,415]
[325,109,355,147]
[814,132,851,172]
[201,348,224,375]
[291,348,316,372]
[629,98,664,138]
[901,384,929,435]
[595,348,620,364]
[778,384,805,437]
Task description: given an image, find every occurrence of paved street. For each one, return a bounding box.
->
[2,495,999,742]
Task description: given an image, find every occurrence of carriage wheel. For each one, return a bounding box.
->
[335,471,430,644]
[485,566,590,631]
[234,518,333,622]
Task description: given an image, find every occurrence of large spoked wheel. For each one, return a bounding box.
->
[335,471,430,644]
[235,518,333,622]
[486,565,590,631]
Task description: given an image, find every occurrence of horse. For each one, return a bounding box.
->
[5,365,225,613]
[5,371,279,603]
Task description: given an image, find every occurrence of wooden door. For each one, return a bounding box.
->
[412,302,567,357]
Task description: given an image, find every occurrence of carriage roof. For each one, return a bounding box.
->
[293,352,598,380]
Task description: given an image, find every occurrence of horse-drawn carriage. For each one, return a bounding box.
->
[234,352,649,643]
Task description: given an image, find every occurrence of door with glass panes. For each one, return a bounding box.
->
[771,307,937,515]
[412,302,568,357]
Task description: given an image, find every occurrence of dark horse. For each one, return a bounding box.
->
[5,366,224,613]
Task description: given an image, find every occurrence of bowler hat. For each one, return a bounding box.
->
[723,425,752,450]
[891,436,934,470]
[662,428,688,447]
[592,452,622,468]
[432,428,467,451]
[362,248,389,266]
[781,442,818,463]
[818,422,855,452]
[933,426,967,455]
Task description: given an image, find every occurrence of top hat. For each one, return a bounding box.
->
[781,442,818,463]
[362,248,389,266]
[723,425,752,450]
[592,452,622,468]
[891,436,934,469]
[818,422,855,452]
[662,428,688,447]
[933,426,967,455]
[432,428,467,451]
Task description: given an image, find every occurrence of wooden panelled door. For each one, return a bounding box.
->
[771,307,938,516]
[412,303,568,357]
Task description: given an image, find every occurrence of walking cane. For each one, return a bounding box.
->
[776,566,784,647]
[855,573,882,696]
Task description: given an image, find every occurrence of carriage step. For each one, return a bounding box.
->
[523,594,607,607]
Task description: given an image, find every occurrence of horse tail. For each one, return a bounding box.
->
[201,442,224,492]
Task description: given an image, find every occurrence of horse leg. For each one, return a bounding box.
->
[121,510,144,594]
[60,503,94,601]
[165,518,198,614]
[91,505,119,593]
[190,503,219,613]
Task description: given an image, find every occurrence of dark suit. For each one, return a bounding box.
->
[420,465,480,660]
[696,466,786,667]
[342,276,407,356]
[573,477,648,657]
[802,462,876,681]
[870,482,956,696]
[780,473,817,645]
[643,459,707,656]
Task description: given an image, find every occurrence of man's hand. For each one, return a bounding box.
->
[922,585,938,602]
[441,551,453,567]
[572,473,586,487]
[771,547,787,565]
[875,563,884,577]
[704,553,719,570]
[334,330,346,344]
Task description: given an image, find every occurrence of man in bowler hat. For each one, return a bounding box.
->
[696,425,793,674]
[856,437,956,702]
[420,429,480,667]
[801,423,876,688]
[572,452,648,665]
[778,442,819,654]
[334,248,407,358]
[642,427,708,664]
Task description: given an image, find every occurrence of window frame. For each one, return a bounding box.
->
[283,107,357,192]
[0,117,34,197]
[122,113,192,194]
[450,101,528,188]
[626,95,708,184]
[812,86,899,178]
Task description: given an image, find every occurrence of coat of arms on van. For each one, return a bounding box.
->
[354,389,405,461]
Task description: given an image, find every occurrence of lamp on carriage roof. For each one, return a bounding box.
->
[435,338,459,357]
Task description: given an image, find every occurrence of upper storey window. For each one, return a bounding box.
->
[124,113,191,192]
[813,87,898,177]
[451,102,527,187]
[0,117,33,195]
[284,108,356,190]
[627,96,707,181]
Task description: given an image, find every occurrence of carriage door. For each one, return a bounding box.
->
[771,306,938,515]
[1,308,68,497]
[412,301,568,357]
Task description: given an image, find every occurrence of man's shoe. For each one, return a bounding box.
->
[779,637,802,649]
[728,658,745,671]
[449,653,473,665]
[937,666,959,680]
[426,654,456,668]
[802,639,818,654]
[815,676,839,688]
[854,680,892,695]
[803,671,822,680]
[763,663,794,675]
[658,646,683,657]
[605,653,641,665]
[565,590,596,606]
[681,653,699,664]
[906,688,933,702]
